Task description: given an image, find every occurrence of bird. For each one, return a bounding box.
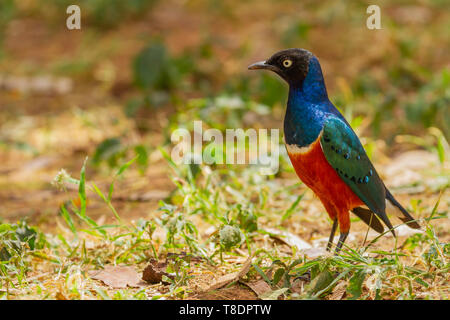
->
[248,48,420,253]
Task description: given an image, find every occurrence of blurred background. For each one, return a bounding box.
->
[0,0,449,224]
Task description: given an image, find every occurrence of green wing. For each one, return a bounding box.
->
[320,117,393,229]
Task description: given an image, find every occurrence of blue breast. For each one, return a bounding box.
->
[284,57,345,147]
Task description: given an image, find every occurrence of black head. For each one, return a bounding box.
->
[248,48,313,85]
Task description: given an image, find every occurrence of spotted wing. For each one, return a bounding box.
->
[320,116,393,229]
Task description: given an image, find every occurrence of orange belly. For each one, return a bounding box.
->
[286,137,363,232]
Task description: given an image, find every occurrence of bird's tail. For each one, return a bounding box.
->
[385,189,421,229]
[352,207,385,233]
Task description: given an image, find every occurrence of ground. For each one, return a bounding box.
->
[0,0,448,300]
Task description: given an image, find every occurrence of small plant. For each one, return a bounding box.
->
[0,220,47,292]
[157,202,209,260]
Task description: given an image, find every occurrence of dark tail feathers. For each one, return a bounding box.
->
[352,207,385,234]
[386,189,421,229]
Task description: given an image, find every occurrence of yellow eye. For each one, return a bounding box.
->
[283,59,293,68]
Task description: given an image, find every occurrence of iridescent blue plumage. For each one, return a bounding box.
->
[248,48,420,252]
[284,55,395,231]
[284,57,345,147]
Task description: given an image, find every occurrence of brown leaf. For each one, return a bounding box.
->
[89,265,145,288]
[264,228,312,250]
[241,279,272,296]
[142,259,173,284]
[328,281,347,300]
[208,272,240,291]
[237,256,252,278]
[205,256,253,292]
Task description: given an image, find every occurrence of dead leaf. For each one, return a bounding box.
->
[264,227,312,250]
[328,281,347,300]
[208,272,239,291]
[142,259,174,284]
[241,279,272,296]
[205,256,253,292]
[237,255,252,278]
[89,265,145,288]
[259,287,289,300]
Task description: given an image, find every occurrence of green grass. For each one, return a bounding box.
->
[0,0,449,300]
[1,151,447,299]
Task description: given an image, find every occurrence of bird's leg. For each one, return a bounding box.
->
[334,232,349,254]
[326,219,338,251]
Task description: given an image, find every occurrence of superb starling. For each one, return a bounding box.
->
[249,48,420,253]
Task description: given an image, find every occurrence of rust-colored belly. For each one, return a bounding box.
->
[286,138,363,227]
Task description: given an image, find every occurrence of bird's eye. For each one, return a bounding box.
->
[282,59,293,68]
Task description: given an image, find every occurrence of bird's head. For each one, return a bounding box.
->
[248,48,314,86]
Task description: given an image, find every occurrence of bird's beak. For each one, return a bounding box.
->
[248,61,268,70]
[248,60,278,72]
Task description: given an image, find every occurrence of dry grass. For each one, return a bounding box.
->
[0,0,449,300]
